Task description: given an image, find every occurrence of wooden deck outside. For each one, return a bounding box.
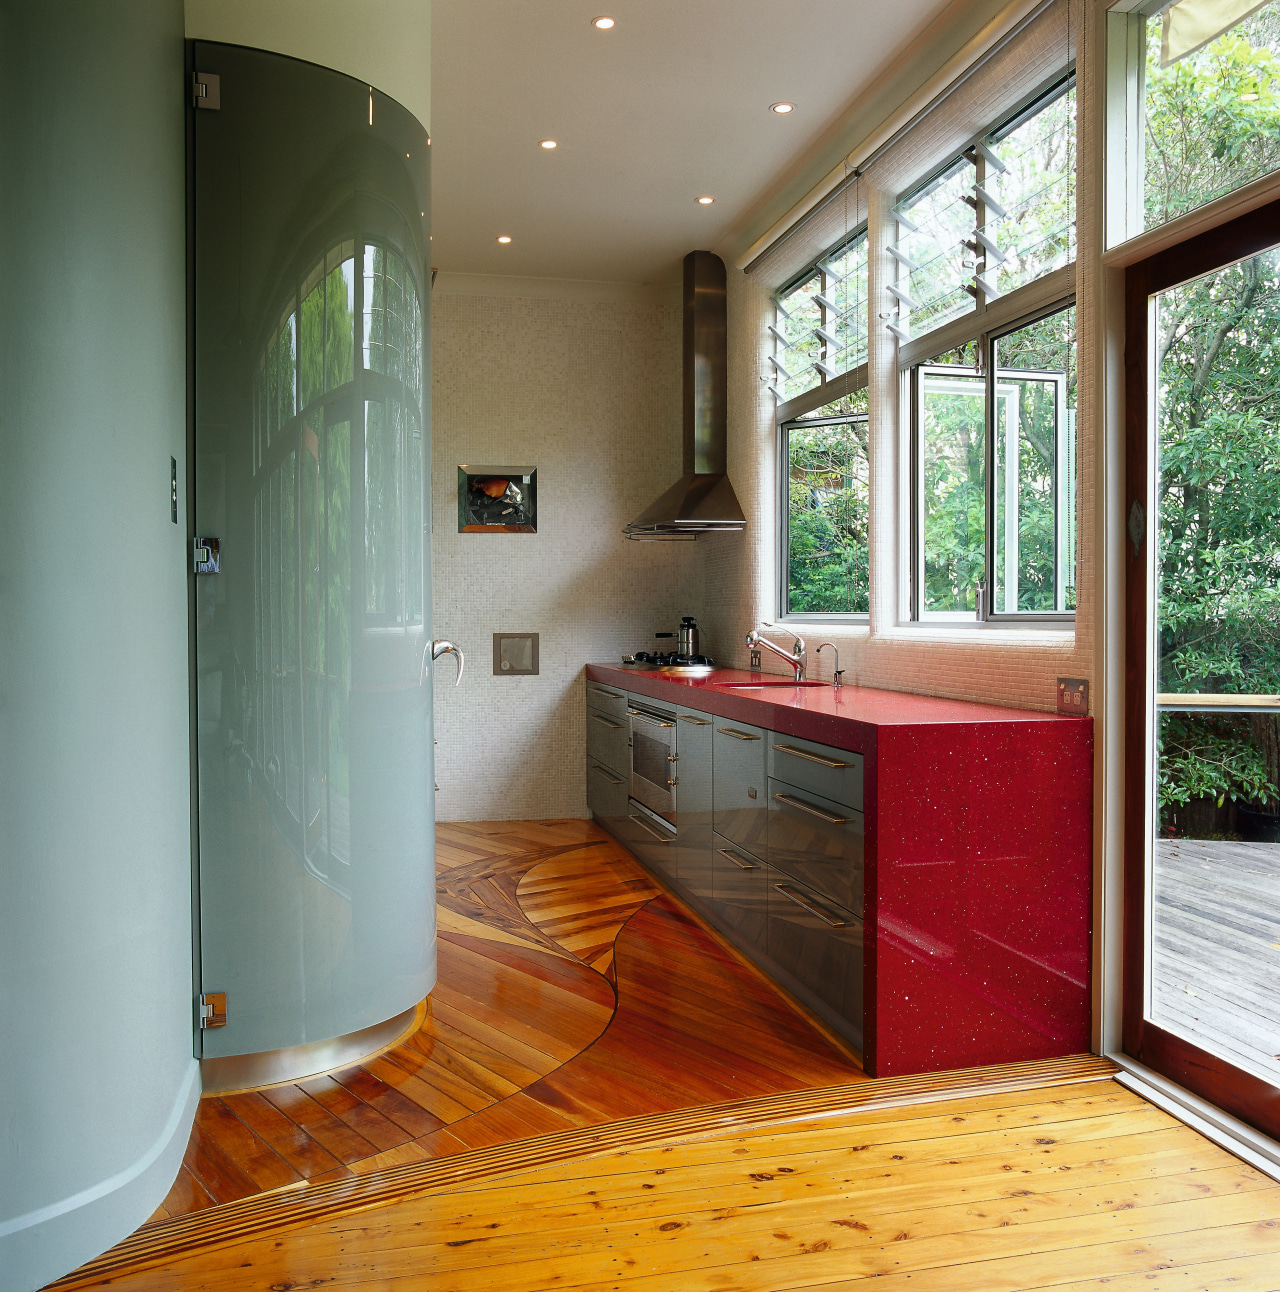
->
[1152,837,1280,1085]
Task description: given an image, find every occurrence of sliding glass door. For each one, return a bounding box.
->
[1125,198,1280,1134]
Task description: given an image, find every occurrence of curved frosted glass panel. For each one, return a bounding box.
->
[193,43,433,1058]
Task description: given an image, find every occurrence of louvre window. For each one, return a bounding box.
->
[771,230,868,403]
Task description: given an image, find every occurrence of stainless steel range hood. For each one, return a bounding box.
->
[624,250,746,540]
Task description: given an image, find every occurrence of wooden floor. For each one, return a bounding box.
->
[1152,837,1280,1085]
[59,1075,1280,1290]
[150,819,863,1222]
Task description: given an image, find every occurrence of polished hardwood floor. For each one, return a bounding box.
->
[60,1075,1280,1290]
[150,820,863,1222]
[53,818,1278,1291]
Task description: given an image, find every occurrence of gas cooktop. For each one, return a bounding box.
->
[621,651,716,676]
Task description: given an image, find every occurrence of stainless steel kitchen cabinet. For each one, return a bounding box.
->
[766,778,865,916]
[765,861,864,1050]
[712,719,768,859]
[672,706,715,905]
[709,832,768,959]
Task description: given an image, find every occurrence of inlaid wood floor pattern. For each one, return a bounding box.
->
[60,1076,1280,1291]
[149,820,862,1224]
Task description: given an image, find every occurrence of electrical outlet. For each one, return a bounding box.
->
[1057,678,1089,716]
[750,649,761,669]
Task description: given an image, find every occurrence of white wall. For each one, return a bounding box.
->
[184,0,431,131]
[430,276,702,821]
[0,5,198,1288]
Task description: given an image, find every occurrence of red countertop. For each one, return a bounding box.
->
[586,662,1095,1079]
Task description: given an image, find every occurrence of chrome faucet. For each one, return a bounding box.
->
[744,624,807,681]
[816,642,844,689]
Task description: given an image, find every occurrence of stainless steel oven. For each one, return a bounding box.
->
[628,701,677,822]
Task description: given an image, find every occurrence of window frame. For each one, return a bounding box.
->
[905,293,1078,625]
[895,74,1079,627]
[777,407,872,625]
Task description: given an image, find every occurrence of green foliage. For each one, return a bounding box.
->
[1145,11,1280,228]
[786,418,870,614]
[1158,712,1277,811]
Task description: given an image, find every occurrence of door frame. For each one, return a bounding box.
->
[1123,194,1280,1140]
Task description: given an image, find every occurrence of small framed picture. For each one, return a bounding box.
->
[458,465,537,533]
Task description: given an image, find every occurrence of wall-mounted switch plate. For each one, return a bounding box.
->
[493,632,539,675]
[750,650,762,669]
[1057,678,1089,716]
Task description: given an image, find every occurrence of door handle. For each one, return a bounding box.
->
[629,814,674,843]
[717,727,760,741]
[629,709,675,729]
[590,713,624,729]
[772,743,852,769]
[590,686,622,701]
[678,714,711,725]
[590,765,623,786]
[773,793,854,824]
[717,847,757,870]
[773,883,847,928]
[425,639,465,686]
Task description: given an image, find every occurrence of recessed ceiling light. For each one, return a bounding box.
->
[540,139,558,149]
[770,101,796,114]
[696,196,715,205]
[592,15,615,28]
[497,235,512,244]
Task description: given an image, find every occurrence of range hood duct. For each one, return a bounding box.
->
[624,250,746,540]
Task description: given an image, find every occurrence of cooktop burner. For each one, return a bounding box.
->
[621,651,716,673]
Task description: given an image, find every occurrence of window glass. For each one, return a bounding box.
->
[783,391,870,617]
[893,157,977,341]
[991,306,1077,613]
[914,312,1076,619]
[919,360,986,614]
[325,248,356,393]
[985,85,1076,297]
[1144,3,1280,232]
[772,230,868,403]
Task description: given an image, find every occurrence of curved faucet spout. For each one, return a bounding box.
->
[744,625,807,681]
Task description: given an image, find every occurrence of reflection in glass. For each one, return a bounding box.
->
[992,306,1077,613]
[1148,245,1280,1085]
[920,365,985,614]
[194,43,431,1060]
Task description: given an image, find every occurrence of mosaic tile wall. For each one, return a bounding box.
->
[430,284,702,822]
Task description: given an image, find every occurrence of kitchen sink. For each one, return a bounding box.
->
[714,680,828,688]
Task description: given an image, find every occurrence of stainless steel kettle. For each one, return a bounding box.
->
[678,616,700,657]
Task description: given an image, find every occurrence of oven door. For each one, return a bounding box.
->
[628,704,677,823]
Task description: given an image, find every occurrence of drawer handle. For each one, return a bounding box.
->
[773,793,854,825]
[590,713,624,729]
[590,765,623,786]
[717,847,757,871]
[590,686,622,700]
[629,709,676,729]
[678,714,711,725]
[773,883,847,928]
[773,743,852,769]
[630,813,674,843]
[717,727,761,741]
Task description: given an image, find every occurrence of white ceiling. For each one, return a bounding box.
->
[430,0,964,285]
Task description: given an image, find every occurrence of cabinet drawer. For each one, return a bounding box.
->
[768,735,863,809]
[586,705,628,772]
[585,681,629,721]
[585,756,628,828]
[619,800,678,879]
[767,778,864,915]
[765,863,863,1048]
[712,720,768,858]
[710,833,768,958]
